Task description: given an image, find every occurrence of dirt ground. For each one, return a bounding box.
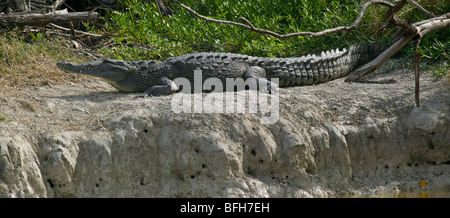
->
[1,58,446,132]
[0,54,449,197]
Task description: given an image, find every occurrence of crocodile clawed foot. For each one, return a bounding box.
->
[144,85,177,96]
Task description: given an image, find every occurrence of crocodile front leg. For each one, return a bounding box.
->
[244,66,279,94]
[144,77,178,96]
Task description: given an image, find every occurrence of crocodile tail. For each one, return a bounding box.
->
[303,43,387,84]
[271,43,387,87]
[347,43,387,70]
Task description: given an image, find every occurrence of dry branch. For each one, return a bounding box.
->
[48,23,103,38]
[0,11,100,27]
[408,0,435,18]
[180,1,394,38]
[414,39,421,108]
[345,12,450,82]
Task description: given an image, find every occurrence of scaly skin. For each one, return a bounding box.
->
[57,43,386,95]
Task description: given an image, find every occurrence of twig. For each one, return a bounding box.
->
[68,21,75,37]
[413,38,421,107]
[48,23,103,37]
[180,1,393,39]
[408,0,435,18]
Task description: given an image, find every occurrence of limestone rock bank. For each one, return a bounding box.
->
[0,69,448,197]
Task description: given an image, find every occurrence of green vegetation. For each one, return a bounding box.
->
[103,0,388,60]
[101,0,449,77]
[0,0,447,86]
[0,111,11,122]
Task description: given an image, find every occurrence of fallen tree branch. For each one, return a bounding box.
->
[345,12,450,82]
[345,34,416,82]
[0,11,100,27]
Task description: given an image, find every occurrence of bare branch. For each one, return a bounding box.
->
[383,0,419,35]
[345,12,450,82]
[413,39,421,108]
[180,1,393,39]
[344,33,415,82]
[48,23,103,38]
[415,12,450,37]
[408,0,436,18]
[239,17,256,29]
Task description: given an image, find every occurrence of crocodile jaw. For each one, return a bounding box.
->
[56,60,132,82]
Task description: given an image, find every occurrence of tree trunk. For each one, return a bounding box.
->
[0,11,101,27]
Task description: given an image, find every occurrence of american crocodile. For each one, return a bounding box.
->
[57,43,386,96]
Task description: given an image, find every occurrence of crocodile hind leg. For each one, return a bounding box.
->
[243,66,279,94]
[144,77,178,96]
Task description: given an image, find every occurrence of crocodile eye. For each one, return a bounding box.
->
[147,60,157,66]
[102,59,127,67]
[103,59,115,64]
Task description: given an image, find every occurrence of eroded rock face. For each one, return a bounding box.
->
[0,130,46,197]
[0,69,448,197]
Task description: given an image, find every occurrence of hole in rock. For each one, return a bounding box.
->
[47,179,55,188]
[247,168,255,176]
[251,150,256,157]
[426,139,434,150]
[427,161,437,165]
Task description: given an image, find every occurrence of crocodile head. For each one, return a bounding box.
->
[57,59,159,92]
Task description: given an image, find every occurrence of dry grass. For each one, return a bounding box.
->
[0,32,94,92]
